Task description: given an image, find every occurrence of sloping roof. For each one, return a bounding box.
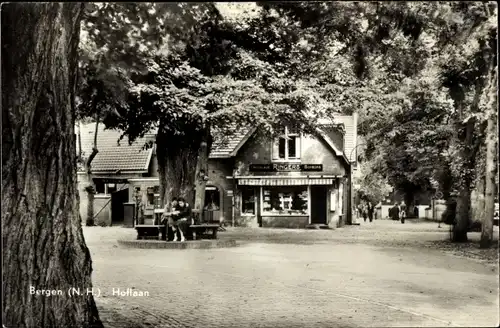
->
[210,127,256,158]
[77,123,255,172]
[319,114,357,162]
[78,123,155,173]
[316,129,350,166]
[77,114,357,173]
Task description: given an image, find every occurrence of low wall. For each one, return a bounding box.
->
[261,216,309,229]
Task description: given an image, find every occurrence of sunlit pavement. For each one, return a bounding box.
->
[85,220,499,328]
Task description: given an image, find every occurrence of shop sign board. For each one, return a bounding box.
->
[98,178,128,184]
[249,164,322,172]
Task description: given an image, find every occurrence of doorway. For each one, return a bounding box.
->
[204,186,222,223]
[310,186,327,224]
[111,188,129,224]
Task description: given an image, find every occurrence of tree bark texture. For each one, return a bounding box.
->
[2,3,103,327]
[85,118,100,226]
[452,116,476,242]
[193,127,211,222]
[156,127,199,209]
[480,65,498,249]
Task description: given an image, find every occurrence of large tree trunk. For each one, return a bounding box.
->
[156,127,198,209]
[193,127,211,222]
[85,118,100,226]
[451,68,487,242]
[452,115,476,242]
[2,3,102,328]
[480,65,498,249]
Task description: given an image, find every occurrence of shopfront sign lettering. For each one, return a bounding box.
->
[249,164,322,172]
[99,178,129,184]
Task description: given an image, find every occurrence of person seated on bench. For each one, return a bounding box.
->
[170,197,191,242]
[162,197,178,224]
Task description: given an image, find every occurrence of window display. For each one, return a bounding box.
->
[146,185,161,208]
[241,187,256,215]
[262,186,308,215]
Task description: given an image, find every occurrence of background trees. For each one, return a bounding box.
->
[2,3,498,327]
[77,2,497,243]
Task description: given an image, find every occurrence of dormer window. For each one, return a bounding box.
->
[272,126,301,161]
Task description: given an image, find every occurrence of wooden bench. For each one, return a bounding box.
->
[189,224,220,240]
[135,225,167,240]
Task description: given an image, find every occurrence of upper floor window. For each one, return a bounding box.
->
[272,126,301,161]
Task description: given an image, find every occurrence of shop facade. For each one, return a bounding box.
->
[223,126,351,228]
[77,115,356,228]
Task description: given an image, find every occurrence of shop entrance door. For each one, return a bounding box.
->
[310,186,327,224]
[111,188,129,224]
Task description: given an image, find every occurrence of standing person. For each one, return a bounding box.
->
[172,197,192,242]
[400,201,407,224]
[390,203,400,221]
[368,201,374,222]
[362,201,368,222]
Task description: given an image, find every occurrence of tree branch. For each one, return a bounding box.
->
[86,116,100,173]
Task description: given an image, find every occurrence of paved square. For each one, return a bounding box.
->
[85,220,499,327]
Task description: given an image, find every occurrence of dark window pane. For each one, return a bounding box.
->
[242,187,255,214]
[288,137,296,158]
[107,184,117,194]
[94,180,105,194]
[278,138,286,158]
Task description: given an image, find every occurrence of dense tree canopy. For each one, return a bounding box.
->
[76,1,497,239]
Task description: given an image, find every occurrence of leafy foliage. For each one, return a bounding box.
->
[76,2,497,216]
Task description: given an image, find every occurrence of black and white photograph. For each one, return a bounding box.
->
[1,2,499,327]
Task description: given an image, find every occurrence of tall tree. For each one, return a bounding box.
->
[480,39,498,248]
[86,3,339,212]
[2,3,102,327]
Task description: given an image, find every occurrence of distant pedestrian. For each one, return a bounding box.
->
[400,201,407,224]
[362,203,368,222]
[368,202,374,222]
[357,203,363,219]
[390,203,400,221]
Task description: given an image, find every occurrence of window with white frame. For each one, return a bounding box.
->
[262,186,308,215]
[272,126,301,161]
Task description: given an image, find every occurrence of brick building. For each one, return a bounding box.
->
[77,114,357,228]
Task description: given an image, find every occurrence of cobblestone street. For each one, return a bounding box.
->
[85,220,499,328]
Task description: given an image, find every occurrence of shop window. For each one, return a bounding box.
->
[205,186,220,210]
[262,186,308,215]
[241,187,256,215]
[145,186,161,208]
[272,126,301,161]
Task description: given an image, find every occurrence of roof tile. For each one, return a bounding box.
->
[77,123,154,173]
[77,115,356,172]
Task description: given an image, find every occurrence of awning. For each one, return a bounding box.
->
[238,178,336,186]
